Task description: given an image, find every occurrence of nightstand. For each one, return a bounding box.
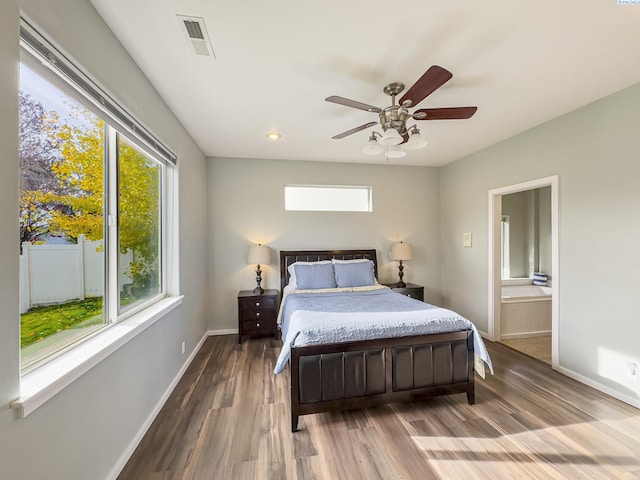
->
[382,282,424,302]
[237,289,279,343]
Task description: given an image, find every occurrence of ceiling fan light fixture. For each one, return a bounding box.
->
[386,145,407,159]
[362,134,384,155]
[378,127,403,146]
[404,128,429,150]
[326,65,477,156]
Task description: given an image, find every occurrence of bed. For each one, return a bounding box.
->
[276,249,492,432]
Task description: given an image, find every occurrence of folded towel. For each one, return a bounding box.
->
[533,272,548,286]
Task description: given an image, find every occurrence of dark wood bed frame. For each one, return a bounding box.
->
[280,249,475,432]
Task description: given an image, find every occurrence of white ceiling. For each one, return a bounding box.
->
[89,0,640,167]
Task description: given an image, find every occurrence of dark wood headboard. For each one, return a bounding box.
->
[279,249,378,292]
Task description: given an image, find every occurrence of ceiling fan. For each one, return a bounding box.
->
[325,65,477,158]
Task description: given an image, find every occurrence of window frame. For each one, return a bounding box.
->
[14,18,181,416]
[110,129,168,322]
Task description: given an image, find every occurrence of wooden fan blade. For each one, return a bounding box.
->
[325,96,382,113]
[413,106,478,120]
[399,65,453,107]
[331,122,377,139]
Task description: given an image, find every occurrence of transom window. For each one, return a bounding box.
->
[284,185,373,212]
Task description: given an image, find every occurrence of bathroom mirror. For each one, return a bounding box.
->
[501,186,552,279]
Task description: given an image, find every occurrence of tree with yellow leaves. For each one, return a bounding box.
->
[47,114,161,294]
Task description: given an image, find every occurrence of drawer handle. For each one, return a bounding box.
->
[256,323,260,327]
[255,302,260,307]
[256,312,260,317]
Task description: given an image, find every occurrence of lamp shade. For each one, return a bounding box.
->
[390,241,413,261]
[404,130,428,150]
[378,128,403,146]
[362,137,384,155]
[247,244,271,265]
[386,145,406,159]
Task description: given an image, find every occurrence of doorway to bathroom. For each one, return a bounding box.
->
[488,176,559,368]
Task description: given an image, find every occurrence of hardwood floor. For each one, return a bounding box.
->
[501,335,552,364]
[117,335,640,480]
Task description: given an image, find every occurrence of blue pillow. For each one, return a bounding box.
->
[333,260,376,288]
[293,263,336,289]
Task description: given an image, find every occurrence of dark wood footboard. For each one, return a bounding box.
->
[290,330,474,432]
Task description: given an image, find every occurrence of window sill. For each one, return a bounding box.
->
[12,295,184,418]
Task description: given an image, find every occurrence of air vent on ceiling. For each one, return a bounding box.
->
[176,14,216,59]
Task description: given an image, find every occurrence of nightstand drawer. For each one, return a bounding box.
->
[241,308,276,322]
[242,318,276,332]
[396,289,423,301]
[239,296,276,310]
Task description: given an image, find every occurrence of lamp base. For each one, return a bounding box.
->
[396,260,406,289]
[253,264,264,295]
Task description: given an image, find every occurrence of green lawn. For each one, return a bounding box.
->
[20,297,104,348]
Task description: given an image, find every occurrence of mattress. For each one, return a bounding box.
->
[274,286,493,376]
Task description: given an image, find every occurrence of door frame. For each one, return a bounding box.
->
[487,175,559,369]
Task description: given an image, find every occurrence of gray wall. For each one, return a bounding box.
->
[441,82,640,405]
[0,1,209,479]
[207,157,442,331]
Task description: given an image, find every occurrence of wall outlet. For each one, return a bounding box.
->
[181,341,186,355]
[625,361,638,381]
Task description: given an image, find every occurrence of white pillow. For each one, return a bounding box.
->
[287,260,331,290]
[331,258,371,264]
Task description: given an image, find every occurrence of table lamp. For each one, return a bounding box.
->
[246,244,271,294]
[390,241,413,288]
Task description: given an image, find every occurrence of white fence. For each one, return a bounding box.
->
[20,235,133,313]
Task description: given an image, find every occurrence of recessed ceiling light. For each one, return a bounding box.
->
[266,132,282,140]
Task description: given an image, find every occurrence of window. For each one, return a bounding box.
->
[116,135,163,313]
[19,20,175,371]
[284,185,372,212]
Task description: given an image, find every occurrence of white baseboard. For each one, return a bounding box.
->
[555,365,640,410]
[107,331,210,480]
[501,330,551,340]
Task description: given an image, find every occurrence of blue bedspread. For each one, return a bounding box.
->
[274,288,493,375]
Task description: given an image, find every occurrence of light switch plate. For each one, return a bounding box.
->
[463,232,472,247]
